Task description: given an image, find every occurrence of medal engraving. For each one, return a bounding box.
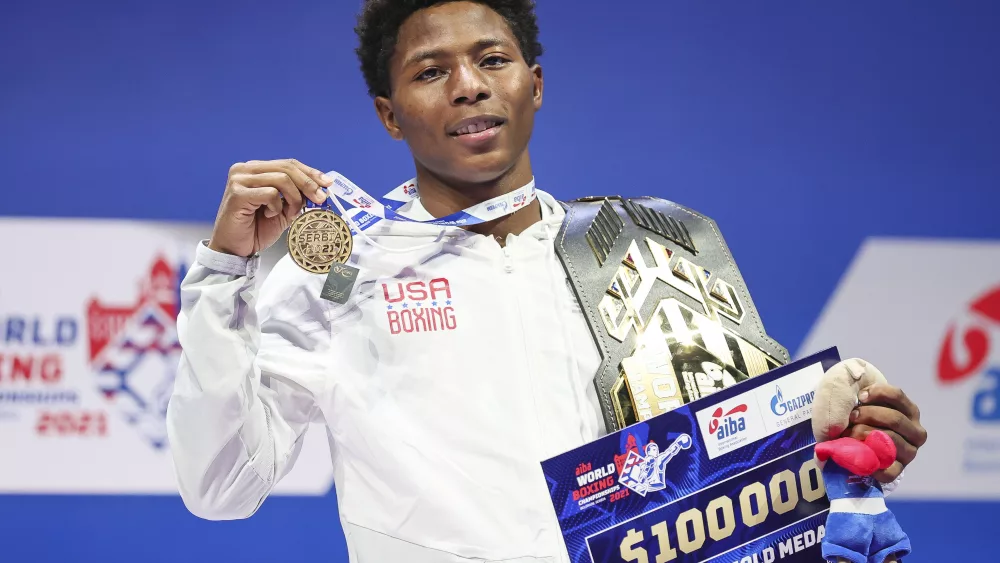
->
[287,209,353,274]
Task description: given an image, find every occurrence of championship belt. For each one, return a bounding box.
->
[554,196,790,434]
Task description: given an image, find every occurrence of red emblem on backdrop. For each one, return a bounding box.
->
[85,257,182,449]
[938,285,1000,383]
[87,257,178,364]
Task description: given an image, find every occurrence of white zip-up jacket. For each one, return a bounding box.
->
[167,189,605,562]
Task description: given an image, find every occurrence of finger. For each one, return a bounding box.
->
[245,159,331,204]
[841,422,872,442]
[232,172,303,219]
[860,383,920,421]
[283,158,334,189]
[233,184,282,219]
[276,159,331,205]
[852,405,925,447]
[873,461,903,484]
[843,424,918,467]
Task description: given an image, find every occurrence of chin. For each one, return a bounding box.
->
[447,151,522,185]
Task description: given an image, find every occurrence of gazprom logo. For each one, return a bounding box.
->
[769,385,815,417]
[334,178,354,195]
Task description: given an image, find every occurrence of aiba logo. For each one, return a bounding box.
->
[617,433,692,496]
[770,385,816,417]
[352,196,375,209]
[708,403,748,439]
[86,257,184,449]
[571,460,617,504]
[938,284,1000,422]
[402,182,418,198]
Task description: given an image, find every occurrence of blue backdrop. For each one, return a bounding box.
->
[2,0,998,561]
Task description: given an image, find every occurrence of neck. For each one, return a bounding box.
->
[415,154,542,245]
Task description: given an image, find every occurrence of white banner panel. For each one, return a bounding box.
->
[799,237,1000,499]
[0,218,332,495]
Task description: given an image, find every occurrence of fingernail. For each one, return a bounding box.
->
[859,390,869,403]
[851,409,860,421]
[321,174,333,184]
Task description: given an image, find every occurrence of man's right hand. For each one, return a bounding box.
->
[208,159,334,257]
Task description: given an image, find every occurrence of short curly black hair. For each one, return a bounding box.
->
[354,0,544,99]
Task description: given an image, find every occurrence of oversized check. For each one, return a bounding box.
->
[541,347,842,563]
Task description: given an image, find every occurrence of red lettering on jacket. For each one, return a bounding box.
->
[383,278,457,335]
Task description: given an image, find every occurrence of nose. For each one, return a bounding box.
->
[449,62,492,105]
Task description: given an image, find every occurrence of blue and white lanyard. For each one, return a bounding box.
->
[306,171,537,233]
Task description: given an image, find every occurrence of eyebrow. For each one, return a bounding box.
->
[402,37,512,69]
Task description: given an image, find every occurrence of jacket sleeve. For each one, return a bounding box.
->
[166,242,330,520]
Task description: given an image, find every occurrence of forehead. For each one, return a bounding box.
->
[394,2,518,59]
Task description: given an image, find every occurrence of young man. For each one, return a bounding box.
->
[166,2,928,562]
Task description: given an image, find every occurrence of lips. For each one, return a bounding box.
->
[454,119,500,136]
[449,116,506,137]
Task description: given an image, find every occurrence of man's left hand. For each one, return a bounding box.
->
[841,383,928,483]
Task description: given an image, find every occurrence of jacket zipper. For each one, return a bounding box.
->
[501,239,552,541]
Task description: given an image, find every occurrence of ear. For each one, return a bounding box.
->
[530,63,544,111]
[374,96,405,141]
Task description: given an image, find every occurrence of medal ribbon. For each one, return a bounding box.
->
[306,170,537,232]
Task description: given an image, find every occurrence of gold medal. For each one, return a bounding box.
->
[286,209,354,274]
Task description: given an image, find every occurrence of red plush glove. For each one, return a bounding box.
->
[864,429,897,470]
[815,430,897,476]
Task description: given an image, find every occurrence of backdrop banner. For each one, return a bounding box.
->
[0,218,331,495]
[799,238,1000,499]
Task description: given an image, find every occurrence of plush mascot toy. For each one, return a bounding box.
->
[811,358,912,563]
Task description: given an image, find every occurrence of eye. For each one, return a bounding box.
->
[416,67,443,81]
[482,55,510,68]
